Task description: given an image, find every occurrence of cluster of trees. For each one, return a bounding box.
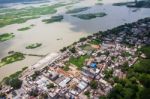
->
[2,67,27,89]
[107,46,150,99]
[46,83,55,89]
[31,71,41,81]
[90,80,98,89]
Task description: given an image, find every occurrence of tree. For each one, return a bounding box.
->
[84,91,90,97]
[47,83,55,89]
[32,71,40,80]
[90,80,98,89]
[121,62,129,72]
[79,37,87,42]
[60,47,67,52]
[139,88,150,99]
[69,47,76,53]
[9,78,22,89]
[139,74,150,88]
[99,96,107,99]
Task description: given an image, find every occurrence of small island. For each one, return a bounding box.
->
[18,27,31,31]
[0,52,25,67]
[0,3,66,28]
[66,7,90,14]
[73,12,107,20]
[42,15,64,23]
[0,33,15,42]
[113,0,150,8]
[26,43,42,49]
[18,24,35,31]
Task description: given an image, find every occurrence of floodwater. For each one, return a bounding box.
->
[0,0,150,80]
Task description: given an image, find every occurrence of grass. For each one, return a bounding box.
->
[18,27,31,31]
[0,52,25,67]
[0,33,15,42]
[139,45,150,58]
[0,3,66,27]
[69,55,89,69]
[73,12,107,20]
[18,24,35,31]
[80,44,94,51]
[42,15,64,23]
[121,51,131,57]
[26,43,42,49]
[66,7,90,14]
[134,58,150,73]
[62,62,70,71]
[90,39,102,45]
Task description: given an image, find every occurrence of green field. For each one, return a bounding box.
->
[90,39,102,45]
[66,7,90,14]
[0,33,15,42]
[0,52,25,67]
[73,12,107,20]
[42,15,64,23]
[69,55,89,69]
[26,43,42,49]
[18,27,31,31]
[0,3,66,27]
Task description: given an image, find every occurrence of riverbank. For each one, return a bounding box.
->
[0,0,150,81]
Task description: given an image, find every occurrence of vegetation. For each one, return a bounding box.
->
[113,0,150,8]
[47,83,55,89]
[84,90,90,97]
[73,12,107,20]
[0,33,15,42]
[31,71,41,81]
[63,63,70,71]
[139,45,150,58]
[2,67,27,89]
[0,3,66,27]
[104,69,113,80]
[0,52,25,67]
[18,27,31,31]
[121,51,131,57]
[69,47,76,53]
[79,37,87,42]
[26,43,42,49]
[107,46,150,99]
[69,55,89,69]
[66,7,90,14]
[90,39,102,45]
[99,96,107,99]
[42,15,64,23]
[60,47,67,52]
[80,44,94,51]
[90,80,98,89]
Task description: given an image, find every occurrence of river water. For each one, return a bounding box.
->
[0,0,150,80]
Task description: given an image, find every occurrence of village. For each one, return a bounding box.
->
[0,17,150,99]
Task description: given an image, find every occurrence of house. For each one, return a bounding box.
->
[59,77,71,88]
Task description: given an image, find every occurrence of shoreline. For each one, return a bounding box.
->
[0,0,150,81]
[1,17,150,82]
